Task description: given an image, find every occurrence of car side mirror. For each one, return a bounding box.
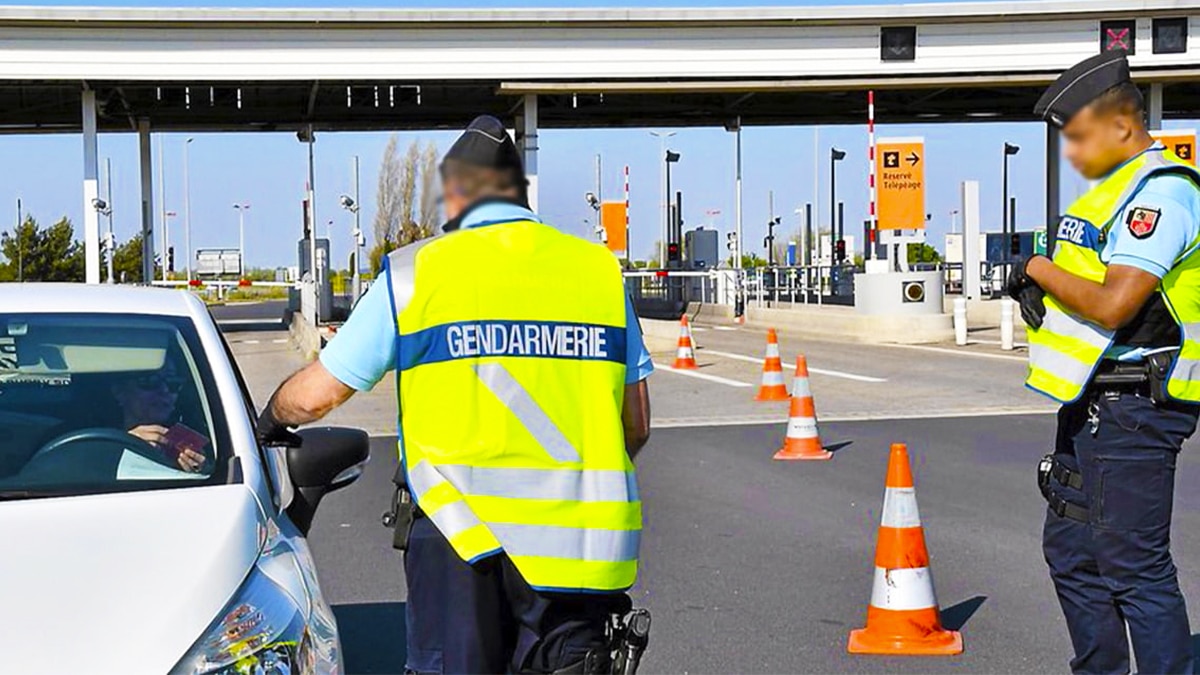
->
[284,427,370,535]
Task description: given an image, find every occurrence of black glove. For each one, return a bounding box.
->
[256,403,303,448]
[1006,256,1047,330]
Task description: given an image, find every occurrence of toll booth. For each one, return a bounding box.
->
[297,238,334,323]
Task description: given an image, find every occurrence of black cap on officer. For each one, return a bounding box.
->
[1034,51,1132,128]
[442,115,525,176]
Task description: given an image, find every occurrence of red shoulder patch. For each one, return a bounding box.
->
[1127,206,1161,239]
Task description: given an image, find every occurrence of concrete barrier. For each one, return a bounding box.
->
[642,301,954,346]
[288,311,326,361]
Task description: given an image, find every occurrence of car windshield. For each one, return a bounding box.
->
[0,313,234,499]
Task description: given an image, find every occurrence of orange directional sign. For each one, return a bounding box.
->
[1152,129,1196,166]
[600,201,627,254]
[876,137,926,230]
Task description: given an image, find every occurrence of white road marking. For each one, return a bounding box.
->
[971,338,1030,348]
[881,343,1028,362]
[217,318,282,326]
[651,406,1056,429]
[701,349,886,383]
[242,339,260,345]
[272,338,289,344]
[712,326,739,331]
[690,326,708,332]
[652,362,753,388]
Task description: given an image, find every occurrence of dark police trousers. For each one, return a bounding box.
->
[1044,389,1199,674]
[404,516,627,674]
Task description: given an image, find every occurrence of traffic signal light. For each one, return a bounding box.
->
[667,242,681,263]
[726,232,738,251]
[168,246,175,272]
[835,239,846,262]
[1009,233,1022,256]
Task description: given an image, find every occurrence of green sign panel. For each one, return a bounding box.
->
[1034,231,1048,256]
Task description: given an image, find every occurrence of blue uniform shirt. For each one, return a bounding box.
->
[1099,146,1200,361]
[320,202,654,391]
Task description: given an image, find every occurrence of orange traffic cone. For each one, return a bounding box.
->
[672,315,698,369]
[773,356,832,461]
[847,443,962,656]
[755,329,789,401]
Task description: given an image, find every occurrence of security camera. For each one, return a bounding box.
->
[585,192,600,210]
[91,198,111,216]
[339,194,358,213]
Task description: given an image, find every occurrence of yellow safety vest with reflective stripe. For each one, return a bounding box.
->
[385,218,639,592]
[1027,147,1200,404]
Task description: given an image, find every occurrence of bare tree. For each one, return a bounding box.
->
[395,140,421,245]
[373,134,402,247]
[417,140,441,238]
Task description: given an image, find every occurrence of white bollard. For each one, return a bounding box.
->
[953,298,968,346]
[1000,298,1015,351]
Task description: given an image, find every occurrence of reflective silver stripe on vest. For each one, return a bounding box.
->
[1172,357,1200,383]
[473,362,582,464]
[490,523,640,563]
[1029,308,1113,388]
[407,460,486,539]
[439,464,639,503]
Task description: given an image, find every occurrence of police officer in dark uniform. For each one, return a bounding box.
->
[1009,51,1200,673]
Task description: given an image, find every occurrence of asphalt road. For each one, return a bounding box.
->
[303,418,1200,674]
[219,308,1200,674]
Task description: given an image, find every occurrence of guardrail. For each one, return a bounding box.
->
[150,278,297,302]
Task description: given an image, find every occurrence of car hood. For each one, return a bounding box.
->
[0,484,263,674]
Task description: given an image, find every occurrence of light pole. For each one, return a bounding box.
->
[649,131,676,266]
[15,198,22,282]
[664,150,681,268]
[339,155,363,303]
[91,197,113,283]
[163,210,176,277]
[102,157,115,284]
[183,137,194,282]
[233,203,250,277]
[1003,142,1021,247]
[830,147,847,261]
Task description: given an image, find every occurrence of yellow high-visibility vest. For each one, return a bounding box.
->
[1027,147,1200,403]
[385,217,639,592]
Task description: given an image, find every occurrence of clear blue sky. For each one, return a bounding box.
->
[3,0,1195,269]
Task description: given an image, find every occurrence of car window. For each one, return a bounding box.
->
[0,313,234,498]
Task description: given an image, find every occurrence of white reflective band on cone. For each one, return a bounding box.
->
[870,566,938,611]
[762,371,786,385]
[787,416,818,438]
[677,346,692,357]
[881,487,922,528]
[791,378,812,398]
[766,343,780,358]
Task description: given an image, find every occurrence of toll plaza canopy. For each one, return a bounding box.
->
[1,0,1199,132]
[1,0,1198,284]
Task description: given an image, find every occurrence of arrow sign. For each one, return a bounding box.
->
[876,137,926,231]
[1151,129,1196,167]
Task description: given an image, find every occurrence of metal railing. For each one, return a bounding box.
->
[623,264,859,316]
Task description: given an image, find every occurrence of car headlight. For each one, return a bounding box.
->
[170,563,319,675]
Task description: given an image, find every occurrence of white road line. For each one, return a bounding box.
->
[217,318,282,325]
[243,339,260,345]
[272,338,289,344]
[701,349,886,383]
[712,326,739,331]
[690,326,708,332]
[652,362,753,388]
[652,406,1056,429]
[971,339,1030,348]
[881,343,1028,362]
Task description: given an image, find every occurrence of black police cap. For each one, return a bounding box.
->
[443,115,525,174]
[1034,51,1132,128]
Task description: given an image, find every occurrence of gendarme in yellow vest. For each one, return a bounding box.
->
[384,217,639,592]
[1027,146,1200,404]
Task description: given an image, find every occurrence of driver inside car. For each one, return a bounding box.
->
[111,361,206,473]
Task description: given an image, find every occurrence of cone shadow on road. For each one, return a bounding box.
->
[940,596,987,632]
[333,602,406,673]
[826,440,854,454]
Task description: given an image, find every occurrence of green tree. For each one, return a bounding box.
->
[907,243,943,265]
[0,215,84,282]
[369,239,399,277]
[107,233,158,283]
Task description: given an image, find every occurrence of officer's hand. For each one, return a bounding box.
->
[255,406,303,448]
[1016,284,1046,330]
[1005,255,1046,300]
